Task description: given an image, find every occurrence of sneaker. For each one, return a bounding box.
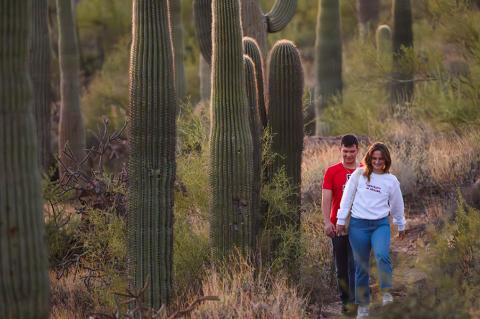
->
[356,305,369,318]
[382,292,394,306]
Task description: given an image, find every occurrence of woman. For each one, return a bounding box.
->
[336,142,406,318]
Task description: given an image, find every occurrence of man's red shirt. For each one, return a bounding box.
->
[322,162,357,225]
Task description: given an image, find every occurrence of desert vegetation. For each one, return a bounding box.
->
[1,0,480,318]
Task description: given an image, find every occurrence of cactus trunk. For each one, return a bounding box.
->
[267,39,304,247]
[0,1,50,317]
[57,0,86,178]
[241,0,268,53]
[210,0,254,256]
[391,0,414,106]
[30,0,52,172]
[244,55,262,246]
[170,0,187,99]
[376,24,392,60]
[127,0,177,308]
[199,54,211,102]
[314,0,343,135]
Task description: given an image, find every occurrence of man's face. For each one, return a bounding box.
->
[341,145,358,165]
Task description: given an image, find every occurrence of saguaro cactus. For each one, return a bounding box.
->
[1,1,49,317]
[357,0,380,38]
[128,0,177,308]
[267,40,304,231]
[30,0,52,172]
[314,0,342,135]
[376,24,392,60]
[391,0,414,105]
[170,0,187,99]
[243,37,267,128]
[199,54,211,102]
[57,0,86,177]
[244,55,262,243]
[194,0,297,63]
[210,0,254,256]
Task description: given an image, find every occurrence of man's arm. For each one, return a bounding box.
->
[321,189,336,237]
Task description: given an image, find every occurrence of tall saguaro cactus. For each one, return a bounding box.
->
[194,0,297,63]
[210,0,254,256]
[391,0,414,105]
[128,0,177,308]
[57,0,86,177]
[314,0,342,135]
[357,0,380,38]
[376,24,392,60]
[244,55,262,244]
[30,0,52,172]
[1,1,49,317]
[243,37,267,128]
[170,0,187,99]
[267,39,304,232]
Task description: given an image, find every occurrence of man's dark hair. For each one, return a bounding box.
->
[341,134,358,147]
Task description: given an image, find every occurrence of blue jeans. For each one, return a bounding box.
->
[348,217,392,305]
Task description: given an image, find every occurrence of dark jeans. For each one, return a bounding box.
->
[332,235,355,305]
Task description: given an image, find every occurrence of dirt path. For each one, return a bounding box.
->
[316,212,431,318]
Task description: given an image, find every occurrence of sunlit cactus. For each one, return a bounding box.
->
[1,1,49,317]
[243,37,267,128]
[209,0,254,256]
[267,39,304,231]
[127,0,177,308]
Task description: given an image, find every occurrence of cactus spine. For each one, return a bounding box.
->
[210,0,254,255]
[170,0,187,99]
[57,0,86,177]
[244,55,262,243]
[243,37,267,129]
[267,40,304,232]
[314,0,342,135]
[128,0,177,307]
[194,0,297,62]
[357,0,380,38]
[30,0,52,172]
[1,1,50,317]
[391,0,414,105]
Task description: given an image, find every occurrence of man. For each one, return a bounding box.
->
[322,134,359,315]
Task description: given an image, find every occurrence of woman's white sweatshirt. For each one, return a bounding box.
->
[336,167,406,231]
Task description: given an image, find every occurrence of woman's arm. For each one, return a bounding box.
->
[390,178,406,231]
[337,168,362,226]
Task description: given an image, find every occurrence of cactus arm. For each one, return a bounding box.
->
[170,0,187,98]
[244,55,262,242]
[193,0,212,64]
[376,24,392,59]
[243,37,267,128]
[128,0,177,308]
[265,0,297,33]
[0,1,49,317]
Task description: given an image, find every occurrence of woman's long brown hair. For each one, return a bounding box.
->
[362,142,392,181]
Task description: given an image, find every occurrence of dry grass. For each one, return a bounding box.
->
[191,255,308,318]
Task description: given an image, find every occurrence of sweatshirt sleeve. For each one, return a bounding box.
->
[389,177,406,231]
[337,168,362,225]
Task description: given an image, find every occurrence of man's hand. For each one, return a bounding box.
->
[324,221,336,238]
[398,230,406,240]
[336,224,346,236]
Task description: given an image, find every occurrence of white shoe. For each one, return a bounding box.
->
[356,304,369,318]
[382,292,394,306]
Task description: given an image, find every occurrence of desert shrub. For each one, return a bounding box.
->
[372,199,480,318]
[192,254,309,318]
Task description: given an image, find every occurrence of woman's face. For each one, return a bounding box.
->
[371,150,385,173]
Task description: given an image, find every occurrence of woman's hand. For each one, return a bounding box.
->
[336,224,346,236]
